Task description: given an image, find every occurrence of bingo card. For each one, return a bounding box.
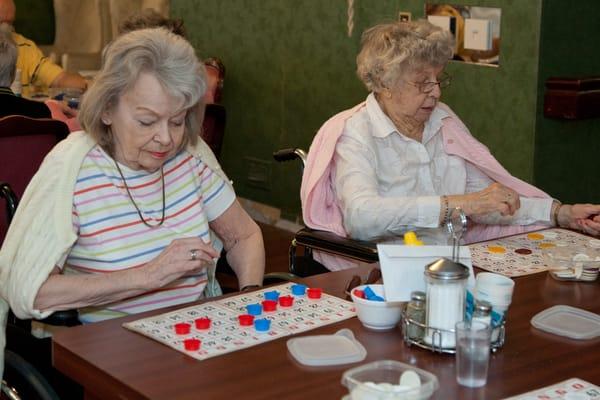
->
[469,228,600,277]
[123,283,356,361]
[503,378,600,399]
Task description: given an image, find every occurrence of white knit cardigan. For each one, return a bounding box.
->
[0,131,231,379]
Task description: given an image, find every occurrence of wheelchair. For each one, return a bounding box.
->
[1,182,82,400]
[272,148,379,277]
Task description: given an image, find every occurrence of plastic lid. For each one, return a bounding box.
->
[287,329,367,366]
[531,305,600,340]
[424,258,469,281]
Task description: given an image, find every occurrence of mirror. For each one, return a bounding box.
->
[425,4,502,67]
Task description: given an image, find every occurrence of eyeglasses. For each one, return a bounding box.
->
[405,72,452,94]
[344,268,382,299]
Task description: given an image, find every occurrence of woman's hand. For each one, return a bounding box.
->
[33,238,218,312]
[450,183,520,218]
[140,237,219,290]
[557,204,600,236]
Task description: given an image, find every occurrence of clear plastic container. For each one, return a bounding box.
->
[542,246,600,282]
[341,360,439,400]
[531,305,600,339]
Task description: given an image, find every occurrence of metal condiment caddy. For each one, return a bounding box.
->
[400,308,506,354]
[399,207,506,354]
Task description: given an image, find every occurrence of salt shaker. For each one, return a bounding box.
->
[406,291,426,340]
[424,258,469,348]
[472,300,492,328]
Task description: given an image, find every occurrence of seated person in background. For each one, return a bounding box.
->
[118,7,187,37]
[0,28,50,118]
[0,28,264,338]
[118,9,223,104]
[0,0,87,94]
[301,20,600,270]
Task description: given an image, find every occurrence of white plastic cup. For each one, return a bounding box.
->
[475,272,514,306]
[455,320,491,388]
[475,273,513,341]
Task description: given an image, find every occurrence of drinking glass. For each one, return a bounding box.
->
[455,320,491,387]
[63,88,83,110]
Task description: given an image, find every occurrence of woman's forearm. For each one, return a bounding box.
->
[210,201,265,289]
[225,224,265,289]
[33,267,149,312]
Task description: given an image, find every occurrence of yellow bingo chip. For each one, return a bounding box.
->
[487,246,506,254]
[538,242,556,249]
[404,231,424,246]
[527,233,545,241]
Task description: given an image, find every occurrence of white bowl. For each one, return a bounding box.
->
[342,359,439,400]
[350,284,403,331]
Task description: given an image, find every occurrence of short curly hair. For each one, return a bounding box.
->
[356,19,454,93]
[118,8,186,38]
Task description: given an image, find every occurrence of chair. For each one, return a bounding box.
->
[0,117,80,399]
[1,182,80,400]
[201,103,226,160]
[0,182,18,245]
[272,148,379,277]
[0,115,69,198]
[204,57,226,104]
[0,116,69,245]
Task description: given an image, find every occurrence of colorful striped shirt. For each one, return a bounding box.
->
[65,145,235,323]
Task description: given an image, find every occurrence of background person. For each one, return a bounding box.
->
[0,26,50,118]
[0,0,87,94]
[301,20,600,270]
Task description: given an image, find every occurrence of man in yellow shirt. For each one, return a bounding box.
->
[0,0,86,94]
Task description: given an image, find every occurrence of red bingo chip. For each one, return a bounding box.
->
[183,338,201,351]
[262,300,277,312]
[353,289,365,299]
[307,288,322,299]
[278,295,294,307]
[195,317,211,330]
[174,322,191,335]
[238,314,254,326]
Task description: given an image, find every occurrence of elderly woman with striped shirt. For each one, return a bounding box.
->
[0,28,265,325]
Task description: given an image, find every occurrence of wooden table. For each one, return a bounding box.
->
[52,266,600,400]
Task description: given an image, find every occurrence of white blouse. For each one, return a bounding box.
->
[332,94,552,244]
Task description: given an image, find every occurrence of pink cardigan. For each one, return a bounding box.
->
[300,101,549,270]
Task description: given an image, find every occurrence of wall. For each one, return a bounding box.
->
[172,0,547,220]
[534,0,600,203]
[13,0,54,45]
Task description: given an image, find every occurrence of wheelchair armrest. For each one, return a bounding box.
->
[294,227,379,263]
[38,310,81,327]
[0,181,19,223]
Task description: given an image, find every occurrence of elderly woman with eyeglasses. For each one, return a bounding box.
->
[301,20,600,270]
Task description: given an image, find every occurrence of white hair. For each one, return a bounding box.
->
[79,27,206,154]
[357,19,454,93]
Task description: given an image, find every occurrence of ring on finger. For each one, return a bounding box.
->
[190,249,199,261]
